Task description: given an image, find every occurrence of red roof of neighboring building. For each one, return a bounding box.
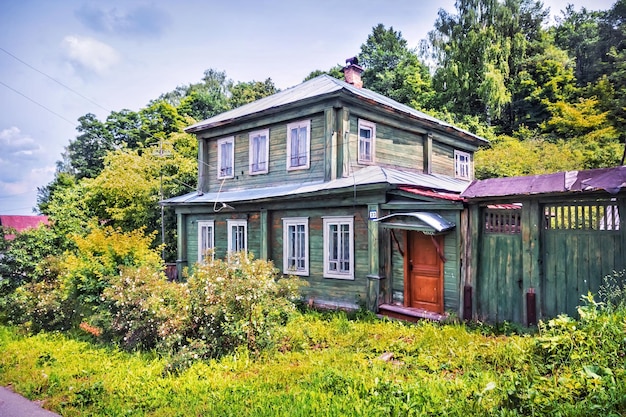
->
[0,215,50,240]
[397,186,465,201]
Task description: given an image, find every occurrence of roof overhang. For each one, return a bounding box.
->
[373,212,455,235]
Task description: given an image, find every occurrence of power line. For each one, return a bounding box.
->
[0,80,77,126]
[0,47,110,113]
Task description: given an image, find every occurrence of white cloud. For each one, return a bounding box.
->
[62,35,120,75]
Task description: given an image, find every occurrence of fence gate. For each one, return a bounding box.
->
[477,207,523,322]
[542,200,622,318]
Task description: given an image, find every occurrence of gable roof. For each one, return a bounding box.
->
[163,165,469,206]
[0,215,50,240]
[185,75,488,145]
[461,166,626,199]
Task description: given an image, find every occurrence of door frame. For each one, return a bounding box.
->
[404,230,444,313]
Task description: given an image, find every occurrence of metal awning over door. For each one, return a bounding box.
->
[373,212,455,235]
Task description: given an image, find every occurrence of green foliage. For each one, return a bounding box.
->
[184,252,306,359]
[100,266,189,350]
[60,225,164,319]
[359,24,434,108]
[229,78,278,109]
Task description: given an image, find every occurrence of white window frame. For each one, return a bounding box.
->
[217,136,235,179]
[357,119,376,164]
[323,216,354,280]
[197,220,215,262]
[286,120,310,171]
[282,217,309,276]
[227,219,247,253]
[249,129,269,175]
[454,150,471,180]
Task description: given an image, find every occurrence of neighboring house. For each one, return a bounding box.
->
[0,215,49,241]
[461,166,626,324]
[163,58,488,321]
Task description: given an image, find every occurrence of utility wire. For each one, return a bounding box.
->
[0,80,77,126]
[0,46,110,113]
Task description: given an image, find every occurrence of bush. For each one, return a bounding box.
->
[99,266,190,350]
[60,225,164,321]
[185,252,306,358]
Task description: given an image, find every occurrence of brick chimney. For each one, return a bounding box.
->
[341,57,364,88]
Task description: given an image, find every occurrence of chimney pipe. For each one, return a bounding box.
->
[341,57,364,88]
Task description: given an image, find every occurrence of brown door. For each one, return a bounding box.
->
[406,231,444,313]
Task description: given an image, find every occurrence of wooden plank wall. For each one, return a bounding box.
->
[205,114,327,193]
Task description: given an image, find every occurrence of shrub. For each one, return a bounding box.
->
[185,252,306,358]
[99,266,189,350]
[60,225,164,322]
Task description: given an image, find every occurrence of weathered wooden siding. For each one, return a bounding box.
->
[205,114,327,193]
[183,212,261,271]
[346,115,426,172]
[468,196,626,324]
[268,207,370,308]
[543,229,623,318]
[476,233,523,323]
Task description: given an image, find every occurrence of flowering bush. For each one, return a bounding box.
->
[185,252,306,357]
[100,266,189,350]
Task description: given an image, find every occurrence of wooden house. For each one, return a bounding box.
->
[163,59,488,321]
[461,166,626,324]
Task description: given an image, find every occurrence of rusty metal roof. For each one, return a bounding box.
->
[163,166,469,206]
[185,75,487,145]
[461,166,626,199]
[0,215,49,240]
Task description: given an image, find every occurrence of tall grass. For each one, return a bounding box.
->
[1,302,625,416]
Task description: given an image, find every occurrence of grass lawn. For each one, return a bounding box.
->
[1,310,625,416]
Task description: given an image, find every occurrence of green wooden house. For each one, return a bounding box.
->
[461,166,626,324]
[163,59,488,321]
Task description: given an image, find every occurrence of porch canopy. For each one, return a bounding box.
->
[373,212,455,235]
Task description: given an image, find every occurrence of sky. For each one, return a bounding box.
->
[0,0,619,215]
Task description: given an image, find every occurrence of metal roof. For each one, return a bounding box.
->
[373,212,455,233]
[185,75,488,144]
[461,166,626,199]
[162,166,469,206]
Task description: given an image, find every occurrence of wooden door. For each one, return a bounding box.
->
[406,231,444,313]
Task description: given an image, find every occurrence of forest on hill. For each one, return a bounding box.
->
[35,0,626,261]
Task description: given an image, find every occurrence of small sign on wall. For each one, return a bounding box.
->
[368,209,378,220]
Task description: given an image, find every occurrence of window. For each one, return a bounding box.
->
[227,219,247,252]
[217,137,234,179]
[197,220,215,262]
[282,218,309,276]
[358,119,375,164]
[249,129,269,174]
[323,216,354,279]
[286,120,310,170]
[454,150,471,180]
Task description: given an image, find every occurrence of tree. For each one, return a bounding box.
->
[359,24,434,108]
[229,79,279,109]
[66,113,115,179]
[427,0,551,126]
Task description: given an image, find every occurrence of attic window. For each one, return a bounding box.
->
[454,150,471,180]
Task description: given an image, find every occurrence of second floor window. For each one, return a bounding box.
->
[249,129,269,175]
[358,119,375,164]
[286,120,310,170]
[217,137,234,179]
[454,150,471,180]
